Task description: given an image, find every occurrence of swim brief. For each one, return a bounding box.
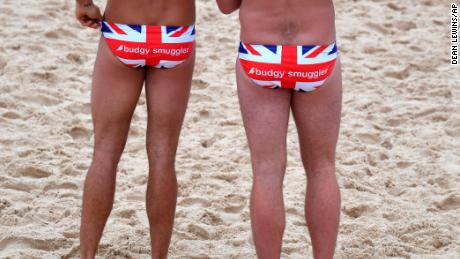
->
[238,42,338,91]
[101,21,195,68]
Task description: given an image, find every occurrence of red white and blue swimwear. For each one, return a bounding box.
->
[238,42,338,92]
[101,21,195,68]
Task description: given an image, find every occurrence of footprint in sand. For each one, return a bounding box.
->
[365,22,390,35]
[25,93,60,106]
[45,31,60,40]
[187,224,211,239]
[386,2,405,11]
[355,132,380,145]
[362,46,386,54]
[200,138,214,148]
[193,108,211,124]
[342,204,373,218]
[223,194,246,213]
[381,139,393,150]
[396,161,413,169]
[435,194,460,211]
[219,118,241,126]
[431,114,449,122]
[395,20,417,31]
[227,239,246,247]
[199,109,210,119]
[286,207,303,217]
[200,210,224,225]
[194,62,208,74]
[386,116,407,127]
[409,45,423,52]
[30,71,57,83]
[420,0,435,6]
[283,246,301,255]
[201,9,217,22]
[43,182,78,192]
[445,119,460,137]
[380,105,393,113]
[12,206,33,218]
[67,102,91,115]
[179,197,212,208]
[292,220,307,227]
[189,93,212,104]
[90,245,135,258]
[0,237,45,253]
[115,209,137,219]
[0,199,12,212]
[384,66,410,80]
[192,79,210,90]
[14,165,52,178]
[131,175,147,185]
[218,36,233,44]
[2,111,22,120]
[66,53,83,65]
[213,173,238,183]
[0,236,71,252]
[26,44,47,53]
[128,125,144,138]
[200,133,226,148]
[2,181,41,192]
[62,231,79,239]
[26,14,51,21]
[68,126,91,141]
[61,164,81,176]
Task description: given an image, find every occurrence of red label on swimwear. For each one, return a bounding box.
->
[239,43,338,91]
[102,21,195,68]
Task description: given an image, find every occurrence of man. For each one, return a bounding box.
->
[75,0,196,258]
[216,1,342,258]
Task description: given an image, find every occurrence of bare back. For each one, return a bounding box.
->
[239,0,336,45]
[104,0,195,25]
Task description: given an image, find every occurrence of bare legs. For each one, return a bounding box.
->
[80,35,339,259]
[291,61,342,259]
[144,53,194,258]
[79,38,194,259]
[236,61,291,259]
[236,60,342,259]
[80,39,144,259]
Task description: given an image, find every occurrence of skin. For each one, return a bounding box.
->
[216,1,341,258]
[75,1,195,258]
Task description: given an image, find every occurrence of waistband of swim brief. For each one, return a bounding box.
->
[238,42,338,57]
[101,20,196,35]
[239,41,336,49]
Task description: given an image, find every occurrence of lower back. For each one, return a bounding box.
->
[239,0,336,45]
[104,0,195,26]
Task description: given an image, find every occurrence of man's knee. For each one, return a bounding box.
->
[92,128,130,168]
[146,129,179,168]
[300,144,335,169]
[304,157,336,179]
[147,146,176,173]
[251,156,286,185]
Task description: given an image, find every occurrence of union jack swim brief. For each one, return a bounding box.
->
[238,42,338,92]
[101,21,195,68]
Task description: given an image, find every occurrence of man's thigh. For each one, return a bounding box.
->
[91,38,145,149]
[236,60,291,168]
[291,60,342,170]
[144,52,195,159]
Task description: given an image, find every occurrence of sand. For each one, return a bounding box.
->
[0,0,459,258]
